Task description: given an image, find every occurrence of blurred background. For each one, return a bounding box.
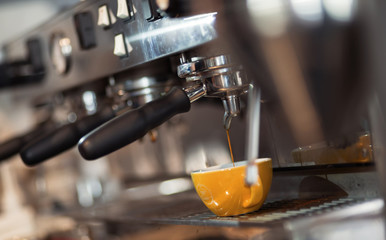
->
[0,0,79,46]
[0,0,385,239]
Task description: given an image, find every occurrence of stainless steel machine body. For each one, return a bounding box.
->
[0,0,385,239]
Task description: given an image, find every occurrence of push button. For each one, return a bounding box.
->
[113,34,127,57]
[97,5,110,27]
[74,12,96,49]
[97,5,116,28]
[117,0,132,19]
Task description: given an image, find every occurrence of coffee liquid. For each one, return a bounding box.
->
[226,129,235,167]
[149,130,157,142]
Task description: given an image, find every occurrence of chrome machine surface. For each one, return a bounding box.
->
[3,0,218,98]
[0,0,385,239]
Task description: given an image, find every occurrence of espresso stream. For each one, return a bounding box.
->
[226,129,235,167]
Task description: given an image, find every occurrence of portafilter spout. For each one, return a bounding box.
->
[223,95,241,130]
[177,54,249,130]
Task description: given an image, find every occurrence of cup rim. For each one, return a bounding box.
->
[191,158,272,174]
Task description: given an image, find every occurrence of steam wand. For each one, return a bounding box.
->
[245,85,261,186]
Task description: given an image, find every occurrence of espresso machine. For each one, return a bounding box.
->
[0,0,385,239]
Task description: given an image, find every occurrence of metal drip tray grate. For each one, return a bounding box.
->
[149,197,363,227]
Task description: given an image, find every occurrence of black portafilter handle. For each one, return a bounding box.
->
[0,138,24,161]
[78,87,191,160]
[20,107,116,166]
[0,124,51,161]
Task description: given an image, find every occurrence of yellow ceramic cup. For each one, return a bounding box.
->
[191,158,272,216]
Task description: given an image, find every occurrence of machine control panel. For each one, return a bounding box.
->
[2,0,218,98]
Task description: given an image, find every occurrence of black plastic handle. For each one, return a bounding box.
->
[20,107,115,166]
[0,137,24,161]
[0,124,53,161]
[78,87,191,160]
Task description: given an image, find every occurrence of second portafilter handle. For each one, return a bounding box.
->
[78,86,202,160]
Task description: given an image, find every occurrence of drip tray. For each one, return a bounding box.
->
[146,197,361,227]
[101,192,368,228]
[74,192,383,239]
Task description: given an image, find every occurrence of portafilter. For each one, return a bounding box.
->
[78,54,250,160]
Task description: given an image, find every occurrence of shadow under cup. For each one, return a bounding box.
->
[191,158,272,217]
